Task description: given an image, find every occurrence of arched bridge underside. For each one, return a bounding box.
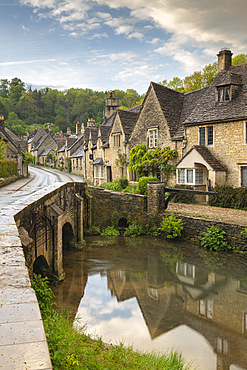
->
[15,182,87,279]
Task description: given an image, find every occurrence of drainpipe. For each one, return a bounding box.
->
[181,138,187,158]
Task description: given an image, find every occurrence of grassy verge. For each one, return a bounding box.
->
[32,274,191,369]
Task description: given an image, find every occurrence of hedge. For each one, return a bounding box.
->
[208,185,247,210]
[0,160,17,178]
[171,185,196,204]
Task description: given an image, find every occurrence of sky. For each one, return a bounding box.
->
[1,0,247,94]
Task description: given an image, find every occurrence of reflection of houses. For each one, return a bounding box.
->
[106,252,247,370]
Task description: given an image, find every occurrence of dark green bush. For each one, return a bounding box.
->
[0,160,17,177]
[124,220,144,237]
[101,226,120,236]
[172,185,196,204]
[102,180,122,192]
[122,185,138,193]
[208,185,236,208]
[137,176,159,195]
[119,177,129,189]
[199,225,230,251]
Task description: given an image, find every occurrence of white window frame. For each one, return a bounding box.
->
[148,129,158,148]
[94,164,104,179]
[177,168,204,185]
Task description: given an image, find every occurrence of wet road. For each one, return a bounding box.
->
[0,166,85,209]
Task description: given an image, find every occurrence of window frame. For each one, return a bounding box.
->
[93,164,104,179]
[177,168,204,185]
[217,85,231,102]
[148,128,158,148]
[199,125,214,146]
[113,134,121,147]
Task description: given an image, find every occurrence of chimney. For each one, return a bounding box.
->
[87,118,95,127]
[217,48,232,73]
[81,123,85,135]
[47,123,51,132]
[76,121,81,135]
[67,127,71,135]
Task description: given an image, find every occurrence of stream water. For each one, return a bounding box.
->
[52,236,247,370]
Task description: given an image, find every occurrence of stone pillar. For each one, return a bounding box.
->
[147,182,165,214]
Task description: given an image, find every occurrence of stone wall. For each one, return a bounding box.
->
[185,120,247,187]
[89,187,147,229]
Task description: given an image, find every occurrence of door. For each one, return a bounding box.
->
[241,166,247,186]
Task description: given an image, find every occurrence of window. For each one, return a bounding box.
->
[199,126,213,146]
[199,299,213,319]
[241,166,247,186]
[195,168,204,185]
[177,168,204,185]
[149,129,158,148]
[94,164,104,179]
[199,127,205,145]
[218,86,230,102]
[114,134,121,147]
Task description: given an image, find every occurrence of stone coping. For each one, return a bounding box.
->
[0,182,67,369]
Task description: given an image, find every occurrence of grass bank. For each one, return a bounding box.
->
[32,274,192,369]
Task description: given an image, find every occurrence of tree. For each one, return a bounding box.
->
[142,147,178,183]
[23,152,34,165]
[167,77,184,92]
[0,139,7,160]
[233,54,247,65]
[5,112,27,135]
[0,79,9,98]
[9,77,25,104]
[129,144,147,175]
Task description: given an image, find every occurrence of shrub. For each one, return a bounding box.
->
[137,176,159,195]
[101,226,120,236]
[31,274,55,316]
[199,225,230,251]
[122,185,138,194]
[172,185,196,204]
[124,220,144,237]
[102,180,122,192]
[208,185,236,208]
[0,160,17,177]
[119,177,129,189]
[160,213,183,239]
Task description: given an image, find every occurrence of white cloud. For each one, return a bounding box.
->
[0,59,56,66]
[113,64,160,81]
[146,37,160,44]
[21,24,30,31]
[127,32,144,40]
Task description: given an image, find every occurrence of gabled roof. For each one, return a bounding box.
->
[117,110,139,141]
[103,112,117,127]
[70,144,84,158]
[99,125,111,144]
[183,64,247,125]
[151,82,184,137]
[89,127,98,144]
[177,145,227,171]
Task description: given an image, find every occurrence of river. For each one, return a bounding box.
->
[52,236,247,370]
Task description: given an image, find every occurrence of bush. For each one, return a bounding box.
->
[119,177,129,189]
[122,185,138,194]
[172,185,196,204]
[101,226,120,236]
[199,225,230,251]
[0,160,17,177]
[102,180,122,192]
[137,176,159,195]
[208,185,236,208]
[124,220,144,237]
[160,213,183,239]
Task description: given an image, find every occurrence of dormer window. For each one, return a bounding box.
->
[218,86,230,102]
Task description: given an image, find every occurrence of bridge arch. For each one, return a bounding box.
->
[62,221,75,250]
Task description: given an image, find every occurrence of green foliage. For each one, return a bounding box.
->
[101,226,120,236]
[0,139,6,160]
[137,176,159,195]
[122,184,138,193]
[0,160,17,177]
[172,185,196,204]
[23,151,34,165]
[66,157,72,173]
[119,177,128,189]
[115,152,126,169]
[5,111,28,135]
[84,226,101,236]
[160,214,184,239]
[31,274,55,316]
[129,144,147,174]
[124,220,144,237]
[102,180,122,192]
[142,147,178,182]
[241,228,247,238]
[45,153,53,164]
[199,226,230,251]
[208,185,247,210]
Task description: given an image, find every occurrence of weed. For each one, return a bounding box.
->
[160,214,184,239]
[124,220,144,237]
[199,226,230,251]
[101,226,120,236]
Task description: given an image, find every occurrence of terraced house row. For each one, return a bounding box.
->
[26,48,247,190]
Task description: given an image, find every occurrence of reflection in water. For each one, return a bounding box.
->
[52,236,247,370]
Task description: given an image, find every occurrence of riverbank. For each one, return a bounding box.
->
[32,274,191,369]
